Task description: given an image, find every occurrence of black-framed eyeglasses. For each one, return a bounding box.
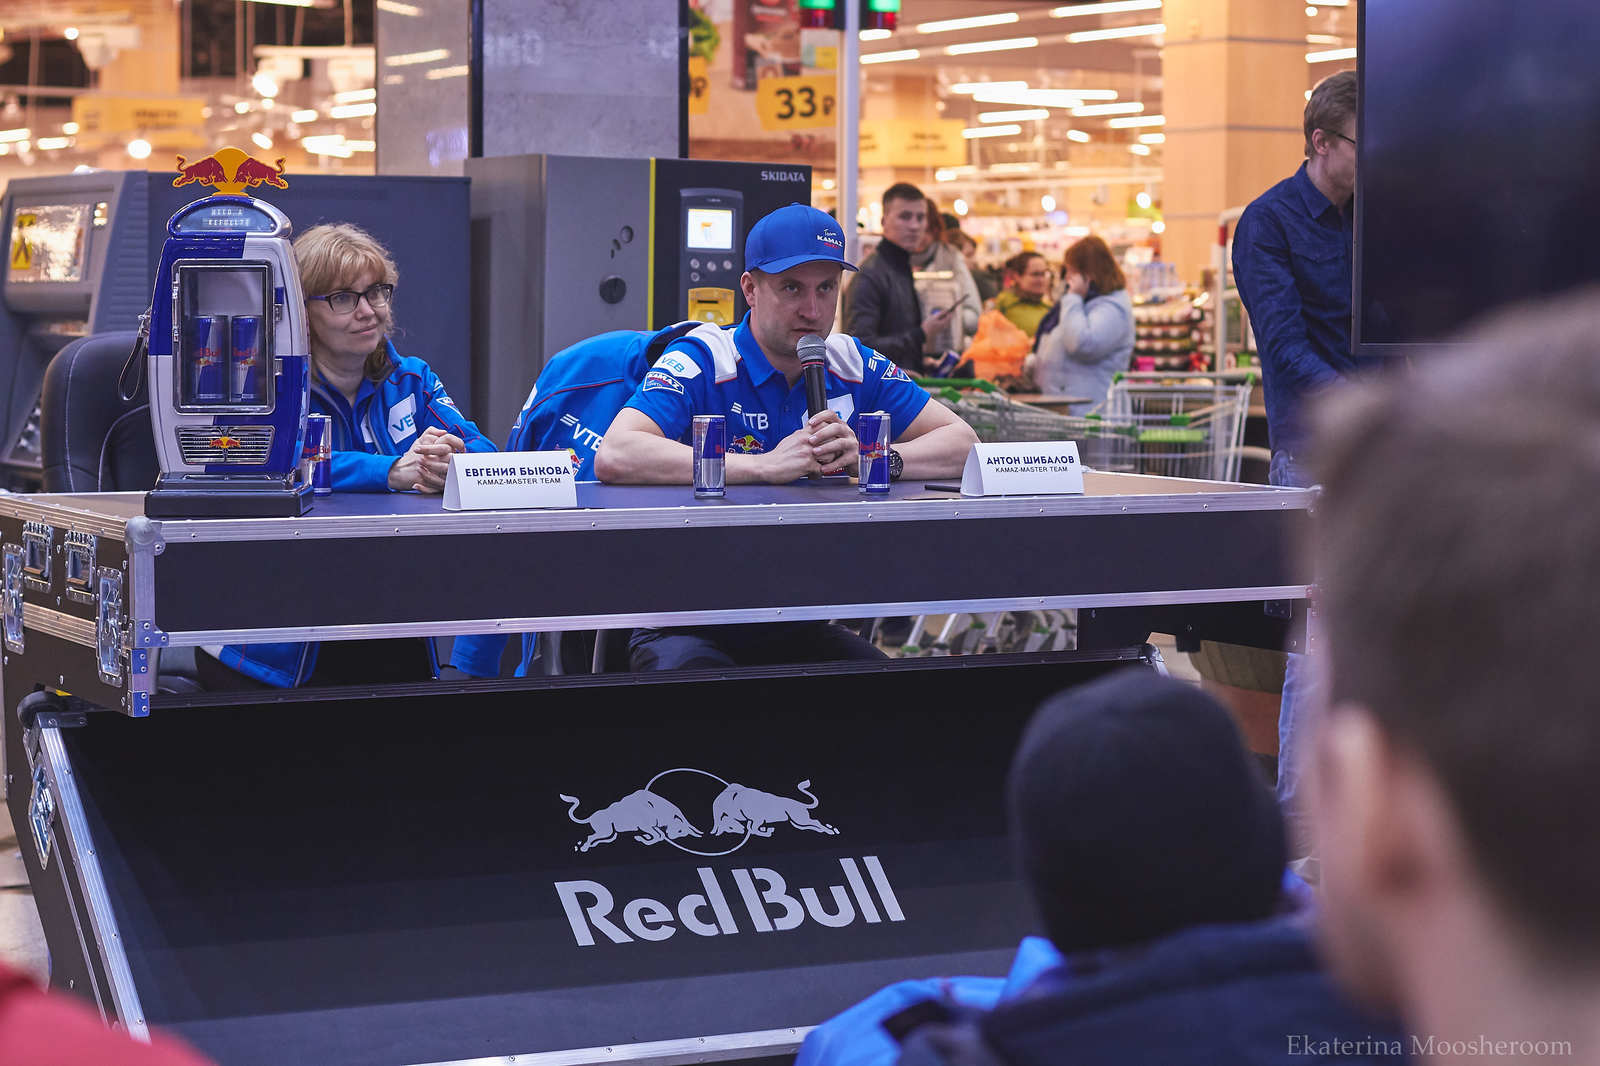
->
[1326,130,1357,148]
[311,283,394,314]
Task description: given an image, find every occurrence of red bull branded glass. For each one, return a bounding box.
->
[858,411,892,494]
[186,314,228,404]
[692,414,726,498]
[229,315,264,404]
[301,414,333,495]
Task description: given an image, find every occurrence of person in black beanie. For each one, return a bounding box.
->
[1009,669,1287,954]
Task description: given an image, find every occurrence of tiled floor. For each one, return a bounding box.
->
[0,800,49,983]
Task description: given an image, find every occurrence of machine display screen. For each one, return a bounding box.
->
[685,208,734,250]
[172,201,279,236]
[8,203,90,284]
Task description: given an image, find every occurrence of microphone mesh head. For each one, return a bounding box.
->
[797,333,827,366]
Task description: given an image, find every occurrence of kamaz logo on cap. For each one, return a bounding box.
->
[553,769,905,946]
[818,232,844,249]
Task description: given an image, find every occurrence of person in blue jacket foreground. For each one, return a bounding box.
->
[197,222,495,689]
[800,671,1399,1066]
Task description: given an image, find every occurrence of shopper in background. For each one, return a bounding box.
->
[200,222,496,690]
[1230,69,1366,864]
[1308,293,1600,1064]
[956,230,1003,305]
[1030,236,1135,413]
[806,671,1397,1066]
[845,183,958,373]
[911,198,981,359]
[995,251,1055,338]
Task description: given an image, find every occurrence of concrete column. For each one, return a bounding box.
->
[97,4,181,97]
[1162,0,1305,280]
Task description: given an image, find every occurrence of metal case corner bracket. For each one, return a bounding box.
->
[94,566,127,687]
[3,544,25,654]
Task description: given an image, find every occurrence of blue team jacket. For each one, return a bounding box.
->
[216,343,495,688]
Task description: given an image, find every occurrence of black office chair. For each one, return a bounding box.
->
[40,330,157,494]
[40,331,201,691]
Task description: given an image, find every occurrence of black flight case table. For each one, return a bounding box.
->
[0,472,1313,1066]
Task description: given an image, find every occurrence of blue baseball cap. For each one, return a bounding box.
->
[744,203,858,275]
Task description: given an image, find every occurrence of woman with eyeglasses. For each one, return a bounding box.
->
[296,222,494,492]
[198,223,496,691]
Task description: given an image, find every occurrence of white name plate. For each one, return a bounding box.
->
[443,451,579,510]
[960,441,1084,497]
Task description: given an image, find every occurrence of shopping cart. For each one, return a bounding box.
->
[1102,371,1254,481]
[923,380,1139,470]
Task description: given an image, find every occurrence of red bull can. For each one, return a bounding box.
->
[933,350,961,377]
[858,411,891,494]
[229,315,264,404]
[692,414,726,498]
[185,314,228,404]
[301,414,333,495]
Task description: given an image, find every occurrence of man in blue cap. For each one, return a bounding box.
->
[596,202,975,487]
[596,203,977,670]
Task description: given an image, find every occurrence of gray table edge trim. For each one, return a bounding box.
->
[2,485,1312,545]
[403,1025,812,1066]
[149,587,1311,646]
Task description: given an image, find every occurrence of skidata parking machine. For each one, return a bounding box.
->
[142,148,311,518]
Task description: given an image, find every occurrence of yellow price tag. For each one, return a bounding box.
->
[687,56,709,116]
[755,74,837,132]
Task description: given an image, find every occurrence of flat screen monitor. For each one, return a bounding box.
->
[1355,0,1600,355]
[8,202,93,284]
[685,207,734,250]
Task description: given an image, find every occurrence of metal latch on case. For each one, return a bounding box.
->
[95,566,127,686]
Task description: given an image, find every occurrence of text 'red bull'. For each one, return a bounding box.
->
[555,857,904,947]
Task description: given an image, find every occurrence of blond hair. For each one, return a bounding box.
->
[293,222,400,382]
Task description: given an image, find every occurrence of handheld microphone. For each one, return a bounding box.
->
[797,333,829,480]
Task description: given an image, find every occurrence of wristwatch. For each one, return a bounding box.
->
[888,448,904,481]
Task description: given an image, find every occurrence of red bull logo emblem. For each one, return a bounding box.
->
[193,347,222,366]
[559,768,836,857]
[173,147,291,197]
[210,434,243,450]
[730,434,764,454]
[555,768,905,947]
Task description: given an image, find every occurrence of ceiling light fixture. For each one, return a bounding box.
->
[333,88,377,103]
[1139,132,1166,143]
[329,102,377,118]
[978,109,1051,123]
[917,13,1020,33]
[859,28,892,41]
[1107,114,1165,127]
[1129,143,1152,155]
[1066,129,1091,142]
[1066,22,1166,43]
[861,49,921,64]
[291,108,319,123]
[1306,46,1358,62]
[1050,0,1162,16]
[946,37,1039,55]
[376,0,422,14]
[963,124,1023,139]
[1070,101,1144,116]
[384,48,449,66]
[950,81,1028,94]
[970,88,1119,107]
